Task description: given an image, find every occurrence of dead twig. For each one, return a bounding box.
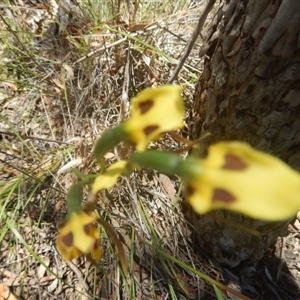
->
[168,0,216,83]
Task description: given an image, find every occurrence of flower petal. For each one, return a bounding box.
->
[91,160,128,195]
[125,85,184,151]
[186,142,300,221]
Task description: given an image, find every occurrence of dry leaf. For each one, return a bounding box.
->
[63,64,74,79]
[51,78,65,91]
[159,174,176,203]
[0,81,18,91]
[128,23,148,32]
[0,283,17,300]
[104,152,115,159]
[37,257,50,279]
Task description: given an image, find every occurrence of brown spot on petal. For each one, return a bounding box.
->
[139,100,154,114]
[94,239,101,249]
[62,232,73,247]
[212,188,236,204]
[222,154,248,170]
[185,184,195,197]
[143,125,159,136]
[84,223,93,235]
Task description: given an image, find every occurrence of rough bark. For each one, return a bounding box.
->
[188,0,300,269]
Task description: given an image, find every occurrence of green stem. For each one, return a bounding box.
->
[129,150,202,180]
[66,183,83,216]
[94,124,128,165]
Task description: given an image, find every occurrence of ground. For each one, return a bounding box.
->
[0,1,300,299]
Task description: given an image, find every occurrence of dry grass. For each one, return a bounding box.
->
[0,1,247,299]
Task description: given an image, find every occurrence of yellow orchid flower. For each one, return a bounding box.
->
[91,160,128,195]
[128,142,300,221]
[94,85,184,162]
[186,142,300,221]
[56,184,128,272]
[126,85,184,151]
[56,211,102,261]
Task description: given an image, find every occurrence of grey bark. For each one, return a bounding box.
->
[188,0,300,268]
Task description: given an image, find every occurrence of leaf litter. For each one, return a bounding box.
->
[1,1,300,299]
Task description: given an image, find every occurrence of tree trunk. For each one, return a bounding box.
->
[188,0,300,269]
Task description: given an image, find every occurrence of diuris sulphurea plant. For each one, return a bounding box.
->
[57,84,300,267]
[56,85,184,268]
